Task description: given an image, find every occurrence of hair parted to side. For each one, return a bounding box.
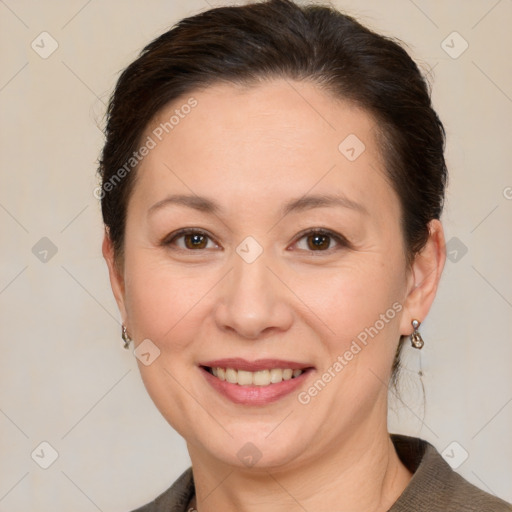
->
[98,0,447,387]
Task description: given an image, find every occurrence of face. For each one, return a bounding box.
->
[104,79,442,470]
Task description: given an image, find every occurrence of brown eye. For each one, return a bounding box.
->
[183,233,208,249]
[306,233,331,250]
[164,229,218,250]
[293,229,348,253]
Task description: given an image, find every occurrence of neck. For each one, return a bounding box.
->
[188,427,412,512]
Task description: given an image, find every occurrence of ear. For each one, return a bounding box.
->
[102,229,128,322]
[400,219,446,336]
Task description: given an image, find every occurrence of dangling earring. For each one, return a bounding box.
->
[410,319,424,349]
[121,324,132,349]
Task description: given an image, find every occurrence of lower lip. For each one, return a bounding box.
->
[200,367,312,406]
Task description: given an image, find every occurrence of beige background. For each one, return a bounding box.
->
[1,0,511,510]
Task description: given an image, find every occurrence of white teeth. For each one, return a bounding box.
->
[225,368,238,384]
[253,370,270,386]
[237,370,253,386]
[210,367,304,386]
[270,368,283,383]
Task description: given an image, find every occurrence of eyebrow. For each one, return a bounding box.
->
[147,193,368,217]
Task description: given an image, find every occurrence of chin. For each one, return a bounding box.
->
[188,422,313,472]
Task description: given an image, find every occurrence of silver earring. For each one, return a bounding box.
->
[410,319,424,349]
[121,324,132,349]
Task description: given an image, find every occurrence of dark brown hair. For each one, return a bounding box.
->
[98,0,447,386]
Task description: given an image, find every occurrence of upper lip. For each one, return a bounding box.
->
[200,358,313,372]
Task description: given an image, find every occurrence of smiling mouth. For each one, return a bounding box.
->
[202,366,308,386]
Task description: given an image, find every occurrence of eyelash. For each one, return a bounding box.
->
[162,227,350,254]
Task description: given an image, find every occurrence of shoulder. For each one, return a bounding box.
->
[129,467,194,512]
[390,434,512,512]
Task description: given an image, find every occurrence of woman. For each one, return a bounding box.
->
[98,0,511,510]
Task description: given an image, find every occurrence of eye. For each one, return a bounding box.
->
[163,228,219,251]
[291,228,349,253]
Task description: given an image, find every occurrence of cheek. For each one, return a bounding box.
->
[126,270,202,350]
[122,253,209,349]
[314,260,402,322]
[301,257,405,367]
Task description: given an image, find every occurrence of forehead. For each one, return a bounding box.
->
[133,79,397,221]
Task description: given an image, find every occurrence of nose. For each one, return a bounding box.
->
[214,249,294,340]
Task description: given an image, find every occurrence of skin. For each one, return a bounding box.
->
[103,79,446,512]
